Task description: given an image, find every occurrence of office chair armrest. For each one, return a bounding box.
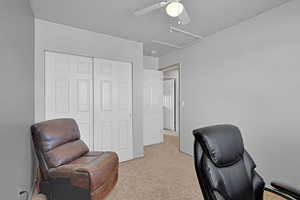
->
[270,182,300,199]
[265,185,299,200]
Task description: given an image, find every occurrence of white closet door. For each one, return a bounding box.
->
[45,52,94,149]
[93,58,133,162]
[143,70,163,146]
[163,79,175,130]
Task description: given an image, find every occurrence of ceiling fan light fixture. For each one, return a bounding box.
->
[166,2,184,17]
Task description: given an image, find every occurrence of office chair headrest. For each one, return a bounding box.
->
[193,124,244,167]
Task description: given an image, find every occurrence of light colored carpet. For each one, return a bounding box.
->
[106,135,202,200]
[162,129,177,136]
[32,135,282,200]
[32,194,47,200]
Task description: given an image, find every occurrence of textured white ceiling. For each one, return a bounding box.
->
[29,0,290,57]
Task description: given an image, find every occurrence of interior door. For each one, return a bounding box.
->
[93,58,133,162]
[143,70,163,146]
[45,52,94,149]
[163,79,175,130]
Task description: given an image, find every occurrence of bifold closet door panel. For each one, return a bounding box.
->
[45,52,94,150]
[93,58,133,162]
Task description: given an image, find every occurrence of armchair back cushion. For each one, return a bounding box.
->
[31,118,89,169]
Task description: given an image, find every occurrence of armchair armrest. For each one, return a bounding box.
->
[271,182,300,200]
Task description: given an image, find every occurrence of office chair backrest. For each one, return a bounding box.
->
[193,124,265,200]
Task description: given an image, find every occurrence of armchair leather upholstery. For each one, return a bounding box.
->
[32,118,119,200]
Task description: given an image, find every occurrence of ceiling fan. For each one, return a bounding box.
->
[134,0,191,25]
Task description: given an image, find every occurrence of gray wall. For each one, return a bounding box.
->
[160,0,300,186]
[143,56,159,70]
[0,0,34,199]
[35,19,144,158]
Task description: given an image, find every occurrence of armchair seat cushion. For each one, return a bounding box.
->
[48,151,119,192]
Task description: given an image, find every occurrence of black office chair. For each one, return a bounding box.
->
[193,124,300,200]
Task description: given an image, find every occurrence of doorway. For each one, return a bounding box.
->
[160,64,181,143]
[163,79,176,131]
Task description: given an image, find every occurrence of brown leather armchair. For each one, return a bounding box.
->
[31,118,119,200]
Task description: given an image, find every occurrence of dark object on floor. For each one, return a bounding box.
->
[193,124,300,200]
[31,118,119,200]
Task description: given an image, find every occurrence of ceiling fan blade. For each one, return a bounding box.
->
[134,2,168,16]
[178,7,191,25]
